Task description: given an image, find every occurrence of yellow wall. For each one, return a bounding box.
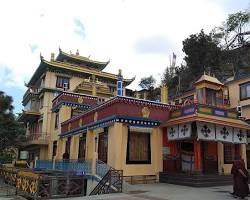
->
[217,142,247,174]
[45,71,83,91]
[70,135,80,159]
[227,77,250,119]
[107,123,163,176]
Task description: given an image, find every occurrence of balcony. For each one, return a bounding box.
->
[24,133,50,146]
[17,109,40,123]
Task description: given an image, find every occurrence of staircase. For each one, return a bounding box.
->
[159,172,233,187]
[89,160,123,195]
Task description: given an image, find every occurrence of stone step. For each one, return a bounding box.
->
[159,172,233,187]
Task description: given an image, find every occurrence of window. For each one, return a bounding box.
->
[65,137,71,155]
[52,141,57,158]
[56,76,70,90]
[240,82,250,100]
[39,96,44,109]
[126,130,151,164]
[78,136,86,160]
[224,143,240,164]
[55,112,59,129]
[98,129,108,163]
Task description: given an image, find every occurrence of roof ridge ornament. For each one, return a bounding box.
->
[40,53,44,61]
[51,53,55,61]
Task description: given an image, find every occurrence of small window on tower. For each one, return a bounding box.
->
[56,76,70,90]
[55,112,59,129]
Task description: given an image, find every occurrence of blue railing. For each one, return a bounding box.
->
[35,160,53,170]
[35,159,92,174]
[55,160,92,174]
[96,160,110,178]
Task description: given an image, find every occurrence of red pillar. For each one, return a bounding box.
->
[194,141,202,173]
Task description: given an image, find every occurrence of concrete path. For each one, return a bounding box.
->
[1,183,249,200]
[57,183,249,200]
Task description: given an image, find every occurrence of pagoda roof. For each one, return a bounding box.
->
[27,58,135,87]
[194,74,223,86]
[56,48,109,71]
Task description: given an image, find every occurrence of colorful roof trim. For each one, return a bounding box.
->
[61,115,160,138]
[56,49,109,71]
[27,58,134,87]
[61,96,179,126]
[195,74,223,85]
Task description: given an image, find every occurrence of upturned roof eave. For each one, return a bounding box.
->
[27,59,134,87]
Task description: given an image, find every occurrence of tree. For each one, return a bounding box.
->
[212,11,250,49]
[182,29,222,78]
[139,75,156,90]
[0,91,25,162]
[138,76,159,101]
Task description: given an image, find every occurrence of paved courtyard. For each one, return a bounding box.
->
[1,183,249,200]
[59,183,249,200]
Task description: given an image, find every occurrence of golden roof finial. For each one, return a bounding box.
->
[51,53,55,61]
[118,69,122,76]
[76,49,79,55]
[40,53,44,60]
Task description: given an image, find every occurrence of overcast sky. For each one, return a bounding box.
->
[0,0,249,113]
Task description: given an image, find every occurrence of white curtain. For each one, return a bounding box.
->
[197,122,216,141]
[233,128,247,144]
[167,125,179,140]
[179,123,192,139]
[216,125,233,143]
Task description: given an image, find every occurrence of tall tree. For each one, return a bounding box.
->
[212,11,250,49]
[182,29,222,78]
[0,91,25,161]
[138,75,158,101]
[139,75,156,90]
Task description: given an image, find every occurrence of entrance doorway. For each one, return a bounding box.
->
[179,141,194,172]
[201,142,218,174]
[78,135,86,160]
[98,128,108,163]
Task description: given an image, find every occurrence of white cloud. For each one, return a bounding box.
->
[0,0,241,93]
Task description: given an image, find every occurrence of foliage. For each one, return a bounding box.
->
[139,75,156,90]
[182,29,222,77]
[161,10,250,98]
[212,11,250,49]
[138,75,159,101]
[0,91,25,156]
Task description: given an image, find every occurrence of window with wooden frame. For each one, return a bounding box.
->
[55,112,59,129]
[224,143,240,164]
[78,135,86,160]
[65,137,71,155]
[56,76,70,90]
[126,128,151,164]
[240,82,250,100]
[98,128,108,163]
[52,141,57,158]
[39,96,44,109]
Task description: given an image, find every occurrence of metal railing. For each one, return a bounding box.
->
[90,160,123,195]
[35,159,92,174]
[0,165,87,199]
[25,133,50,145]
[26,133,50,141]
